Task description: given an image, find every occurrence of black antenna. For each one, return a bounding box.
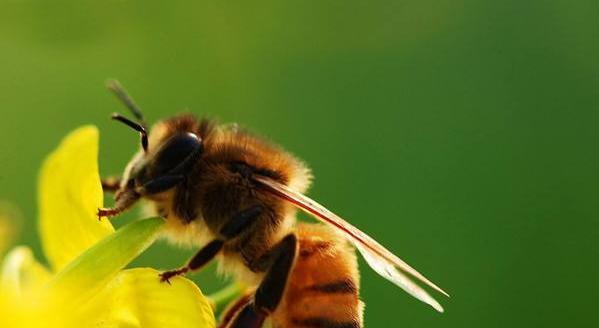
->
[112,113,149,152]
[106,79,147,128]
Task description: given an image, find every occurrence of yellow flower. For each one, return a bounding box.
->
[0,126,215,328]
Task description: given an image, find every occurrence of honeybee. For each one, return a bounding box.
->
[99,80,448,328]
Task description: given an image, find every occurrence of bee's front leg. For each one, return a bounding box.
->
[98,176,141,219]
[97,189,140,219]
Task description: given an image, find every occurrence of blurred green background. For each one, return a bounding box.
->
[1,1,598,327]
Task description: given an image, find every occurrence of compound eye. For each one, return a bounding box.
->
[150,132,203,177]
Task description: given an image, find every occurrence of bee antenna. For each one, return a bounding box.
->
[106,79,147,128]
[111,113,149,152]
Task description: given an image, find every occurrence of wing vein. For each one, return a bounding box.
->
[253,175,449,311]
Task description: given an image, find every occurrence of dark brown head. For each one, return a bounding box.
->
[117,116,204,196]
[99,81,205,217]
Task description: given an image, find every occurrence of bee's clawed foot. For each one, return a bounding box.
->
[159,267,189,285]
[97,207,121,220]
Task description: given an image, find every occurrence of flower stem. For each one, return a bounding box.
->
[207,282,246,314]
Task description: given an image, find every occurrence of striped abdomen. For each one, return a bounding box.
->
[271,224,364,328]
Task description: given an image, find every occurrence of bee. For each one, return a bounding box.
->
[99,80,449,328]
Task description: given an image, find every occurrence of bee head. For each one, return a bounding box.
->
[113,115,204,198]
[107,80,203,197]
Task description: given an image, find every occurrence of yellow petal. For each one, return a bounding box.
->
[46,217,164,306]
[38,126,114,272]
[1,246,51,296]
[0,247,53,328]
[71,268,215,328]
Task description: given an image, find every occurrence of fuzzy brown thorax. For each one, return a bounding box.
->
[118,114,312,282]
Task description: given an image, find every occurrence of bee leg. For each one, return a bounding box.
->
[159,239,224,283]
[218,293,252,328]
[225,304,266,328]
[253,234,298,312]
[228,234,298,328]
[160,206,263,283]
[101,177,121,193]
[97,189,140,219]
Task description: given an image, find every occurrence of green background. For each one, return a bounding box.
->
[1,1,598,327]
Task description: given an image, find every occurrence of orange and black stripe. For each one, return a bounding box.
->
[306,279,358,294]
[271,224,364,328]
[291,317,361,328]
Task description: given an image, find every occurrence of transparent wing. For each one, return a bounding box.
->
[253,176,448,312]
[356,243,444,312]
